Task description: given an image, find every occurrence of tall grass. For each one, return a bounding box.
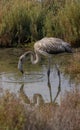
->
[57,1,80,46]
[0,0,80,46]
[0,0,31,44]
[64,52,80,84]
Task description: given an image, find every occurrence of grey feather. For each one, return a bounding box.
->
[34,37,72,54]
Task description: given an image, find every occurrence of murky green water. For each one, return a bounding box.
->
[0,48,80,104]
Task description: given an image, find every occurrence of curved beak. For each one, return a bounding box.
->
[18,59,24,74]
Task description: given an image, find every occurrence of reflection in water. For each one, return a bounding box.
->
[19,83,44,106]
[0,48,79,105]
[47,78,52,103]
[47,67,61,103]
[19,73,61,106]
[32,93,44,106]
[53,68,61,102]
[19,84,30,104]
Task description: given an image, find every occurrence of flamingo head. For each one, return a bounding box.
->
[18,54,25,74]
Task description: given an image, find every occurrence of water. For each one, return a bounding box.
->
[0,48,79,104]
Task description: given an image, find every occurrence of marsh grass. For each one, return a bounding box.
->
[64,52,80,84]
[51,89,80,130]
[56,1,80,45]
[0,88,80,130]
[0,0,80,46]
[0,90,27,130]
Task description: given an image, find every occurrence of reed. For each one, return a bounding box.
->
[0,0,80,47]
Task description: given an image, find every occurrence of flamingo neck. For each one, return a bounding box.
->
[31,51,40,64]
[25,51,39,64]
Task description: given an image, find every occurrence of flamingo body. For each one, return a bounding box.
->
[34,37,72,55]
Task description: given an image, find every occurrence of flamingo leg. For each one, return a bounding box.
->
[55,64,61,85]
[47,58,51,79]
[47,77,52,103]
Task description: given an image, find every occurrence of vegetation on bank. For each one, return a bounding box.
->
[0,88,80,130]
[64,52,80,84]
[0,0,80,47]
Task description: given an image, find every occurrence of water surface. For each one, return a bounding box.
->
[0,48,79,104]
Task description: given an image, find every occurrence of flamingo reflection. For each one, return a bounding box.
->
[19,84,30,104]
[47,64,61,103]
[19,84,44,106]
[19,71,61,106]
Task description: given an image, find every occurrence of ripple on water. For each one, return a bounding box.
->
[0,72,44,83]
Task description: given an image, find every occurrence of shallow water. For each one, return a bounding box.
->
[0,48,79,104]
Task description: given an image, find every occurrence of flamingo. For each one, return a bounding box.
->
[18,37,72,78]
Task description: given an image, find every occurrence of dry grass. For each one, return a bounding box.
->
[64,52,80,84]
[67,53,80,74]
[0,90,27,130]
[52,90,80,130]
[31,89,80,130]
[0,88,80,130]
